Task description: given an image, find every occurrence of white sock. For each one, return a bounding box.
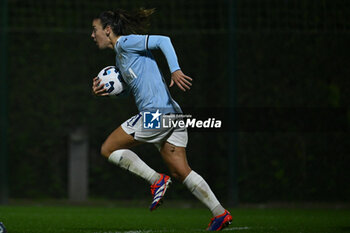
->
[108,149,161,184]
[183,170,225,217]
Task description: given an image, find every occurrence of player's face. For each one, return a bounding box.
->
[91,19,110,49]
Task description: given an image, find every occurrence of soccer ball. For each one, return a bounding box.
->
[97,66,126,96]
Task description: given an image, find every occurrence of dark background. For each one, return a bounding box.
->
[2,0,349,204]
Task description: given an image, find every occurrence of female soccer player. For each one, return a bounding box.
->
[91,9,232,231]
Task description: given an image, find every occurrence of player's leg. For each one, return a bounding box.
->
[160,142,232,230]
[101,125,140,157]
[101,125,161,185]
[160,142,224,214]
[159,142,191,181]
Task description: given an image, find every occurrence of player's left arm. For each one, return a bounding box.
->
[147,35,192,91]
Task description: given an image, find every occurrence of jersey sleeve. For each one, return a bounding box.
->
[147,35,181,73]
[119,35,181,73]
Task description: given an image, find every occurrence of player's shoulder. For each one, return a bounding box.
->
[119,34,148,47]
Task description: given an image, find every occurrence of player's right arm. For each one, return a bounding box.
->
[147,36,192,91]
[92,77,109,96]
[120,35,192,91]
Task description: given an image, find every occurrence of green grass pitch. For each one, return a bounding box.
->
[1,205,349,233]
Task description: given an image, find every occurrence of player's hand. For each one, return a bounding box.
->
[170,70,192,91]
[92,77,108,96]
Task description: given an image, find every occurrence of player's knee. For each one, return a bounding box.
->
[100,143,112,158]
[169,169,190,182]
[169,170,180,181]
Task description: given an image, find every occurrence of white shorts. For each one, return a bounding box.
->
[121,113,188,150]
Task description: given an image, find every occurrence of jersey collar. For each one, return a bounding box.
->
[114,36,122,52]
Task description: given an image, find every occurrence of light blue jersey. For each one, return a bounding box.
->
[114,34,182,114]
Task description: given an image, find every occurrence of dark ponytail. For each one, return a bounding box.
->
[96,8,155,35]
